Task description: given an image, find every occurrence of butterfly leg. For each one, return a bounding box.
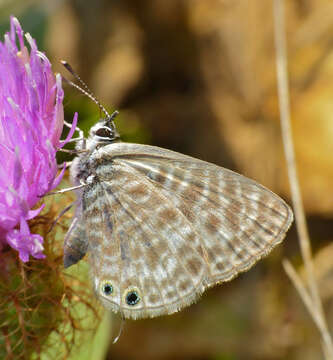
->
[58,161,72,169]
[48,200,77,233]
[44,181,87,196]
[57,121,86,168]
[57,148,87,154]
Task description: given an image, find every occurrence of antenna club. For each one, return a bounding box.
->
[60,60,73,73]
[109,110,119,121]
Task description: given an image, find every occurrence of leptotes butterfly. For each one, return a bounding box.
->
[62,65,293,320]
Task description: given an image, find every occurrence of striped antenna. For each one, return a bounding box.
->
[61,60,118,124]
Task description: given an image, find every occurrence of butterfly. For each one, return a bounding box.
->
[62,63,293,320]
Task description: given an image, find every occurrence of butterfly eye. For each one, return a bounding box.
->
[95,127,113,138]
[101,281,113,296]
[125,290,140,306]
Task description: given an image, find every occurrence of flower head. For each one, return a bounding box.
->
[0,17,75,262]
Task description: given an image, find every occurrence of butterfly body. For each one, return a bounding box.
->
[64,118,293,320]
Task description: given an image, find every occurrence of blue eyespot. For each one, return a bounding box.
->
[126,290,140,306]
[102,282,113,296]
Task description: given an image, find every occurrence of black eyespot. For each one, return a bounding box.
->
[95,127,113,138]
[102,283,113,296]
[126,291,140,306]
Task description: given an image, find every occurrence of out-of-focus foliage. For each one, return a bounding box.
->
[2,0,333,359]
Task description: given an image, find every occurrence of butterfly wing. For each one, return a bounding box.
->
[82,143,293,319]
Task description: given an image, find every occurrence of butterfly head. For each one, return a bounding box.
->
[86,111,120,150]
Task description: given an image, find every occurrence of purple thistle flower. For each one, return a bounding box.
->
[0,17,77,262]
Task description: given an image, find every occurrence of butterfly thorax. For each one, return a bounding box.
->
[70,119,120,186]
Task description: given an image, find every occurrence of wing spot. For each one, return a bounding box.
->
[165,290,178,301]
[196,245,206,259]
[215,262,228,272]
[178,204,195,222]
[178,279,192,293]
[207,247,220,263]
[208,214,222,229]
[186,257,202,277]
[156,218,168,230]
[128,184,148,198]
[119,231,130,261]
[145,249,159,271]
[182,188,200,202]
[205,221,217,235]
[211,244,224,256]
[160,208,178,222]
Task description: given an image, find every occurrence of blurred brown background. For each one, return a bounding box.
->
[2,0,333,359]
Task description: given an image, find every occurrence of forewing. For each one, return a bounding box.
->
[97,143,293,287]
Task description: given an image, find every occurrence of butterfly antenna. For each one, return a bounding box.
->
[61,60,118,127]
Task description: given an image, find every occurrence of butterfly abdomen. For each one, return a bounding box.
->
[63,217,88,268]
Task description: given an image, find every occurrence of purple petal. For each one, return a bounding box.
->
[26,204,45,220]
[0,17,74,262]
[59,112,78,148]
[50,164,67,190]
